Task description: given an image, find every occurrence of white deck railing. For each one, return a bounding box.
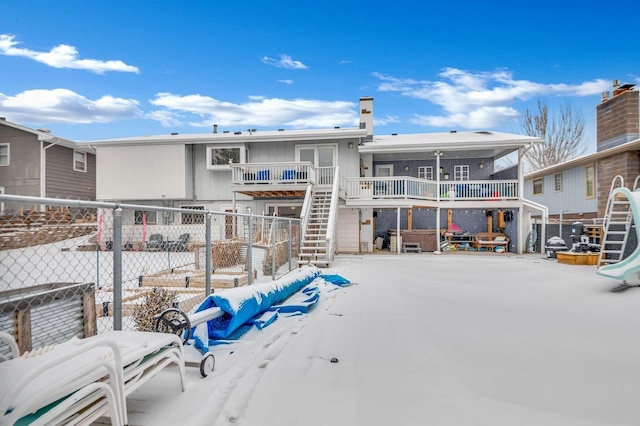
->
[230,163,519,202]
[345,178,519,201]
[230,162,316,185]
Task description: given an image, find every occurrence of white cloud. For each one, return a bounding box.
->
[262,54,308,70]
[278,79,293,85]
[374,68,610,129]
[0,88,141,123]
[0,34,139,74]
[149,93,357,128]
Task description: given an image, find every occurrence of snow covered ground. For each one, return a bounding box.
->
[109,253,640,426]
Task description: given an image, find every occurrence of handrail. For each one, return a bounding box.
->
[603,175,625,230]
[325,167,340,262]
[299,183,313,247]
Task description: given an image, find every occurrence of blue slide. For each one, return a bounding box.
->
[597,188,640,284]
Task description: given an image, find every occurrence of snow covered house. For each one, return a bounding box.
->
[85,97,545,263]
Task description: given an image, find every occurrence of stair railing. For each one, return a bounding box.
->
[325,167,340,262]
[299,183,313,250]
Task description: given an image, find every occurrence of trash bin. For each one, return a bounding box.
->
[545,236,568,258]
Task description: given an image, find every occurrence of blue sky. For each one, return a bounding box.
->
[1,0,638,150]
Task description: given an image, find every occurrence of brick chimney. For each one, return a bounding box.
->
[596,81,639,152]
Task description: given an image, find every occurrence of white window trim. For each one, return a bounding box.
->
[533,178,544,196]
[375,164,394,177]
[454,165,469,181]
[294,143,338,167]
[554,172,563,192]
[73,150,87,172]
[0,143,9,166]
[418,166,433,180]
[585,164,595,199]
[206,145,247,170]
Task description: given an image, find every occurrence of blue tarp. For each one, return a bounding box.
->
[193,266,321,340]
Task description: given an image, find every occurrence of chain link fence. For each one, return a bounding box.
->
[0,194,300,356]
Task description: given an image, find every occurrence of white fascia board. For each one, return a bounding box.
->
[85,128,367,147]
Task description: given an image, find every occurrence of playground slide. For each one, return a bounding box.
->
[597,188,640,284]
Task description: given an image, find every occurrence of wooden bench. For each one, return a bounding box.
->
[402,242,422,253]
[475,232,509,252]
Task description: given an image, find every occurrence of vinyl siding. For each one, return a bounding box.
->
[524,165,598,215]
[46,144,96,200]
[0,124,41,196]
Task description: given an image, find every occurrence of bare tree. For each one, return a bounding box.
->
[521,100,586,171]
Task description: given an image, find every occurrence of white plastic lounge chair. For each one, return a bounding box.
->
[79,331,187,397]
[0,332,126,426]
[0,330,186,426]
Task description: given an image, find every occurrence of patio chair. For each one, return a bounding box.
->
[0,332,127,426]
[145,233,165,251]
[0,330,186,426]
[165,233,190,252]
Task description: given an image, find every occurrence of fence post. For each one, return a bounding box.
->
[288,218,293,271]
[113,207,123,331]
[271,217,276,281]
[247,214,253,285]
[205,213,212,296]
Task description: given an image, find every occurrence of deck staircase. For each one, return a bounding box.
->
[598,176,635,267]
[297,188,333,267]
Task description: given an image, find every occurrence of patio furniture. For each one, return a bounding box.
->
[0,332,127,426]
[146,233,165,251]
[0,330,186,426]
[165,233,190,252]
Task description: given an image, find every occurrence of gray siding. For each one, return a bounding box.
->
[0,124,41,197]
[524,165,598,216]
[372,158,495,179]
[46,144,96,200]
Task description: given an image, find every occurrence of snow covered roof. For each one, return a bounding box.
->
[81,127,367,147]
[359,130,543,160]
[0,118,94,154]
[525,137,640,180]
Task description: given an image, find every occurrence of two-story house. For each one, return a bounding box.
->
[86,97,545,264]
[0,118,96,213]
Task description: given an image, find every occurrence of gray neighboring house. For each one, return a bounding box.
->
[524,81,639,222]
[0,117,96,213]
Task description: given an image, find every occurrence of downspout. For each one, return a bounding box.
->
[434,150,442,254]
[40,136,62,208]
[518,143,547,254]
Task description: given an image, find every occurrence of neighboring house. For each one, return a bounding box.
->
[85,97,545,261]
[0,118,96,213]
[524,82,639,221]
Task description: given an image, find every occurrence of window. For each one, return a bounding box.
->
[418,166,433,180]
[554,173,563,192]
[134,210,157,225]
[585,164,595,198]
[0,144,9,166]
[181,206,205,224]
[73,150,87,172]
[533,178,544,195]
[206,145,246,169]
[454,165,469,181]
